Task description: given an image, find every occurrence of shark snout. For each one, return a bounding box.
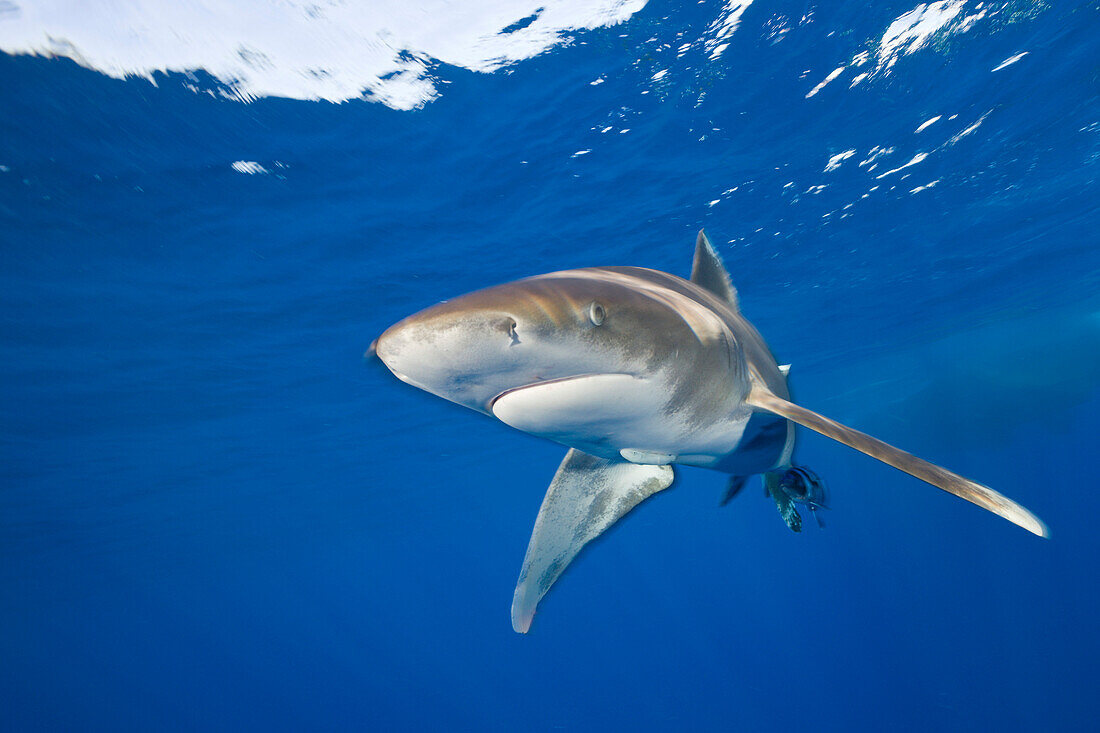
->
[371,303,545,416]
[372,303,519,380]
[372,322,411,378]
[372,316,463,393]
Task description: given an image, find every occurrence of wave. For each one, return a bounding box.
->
[0,0,648,108]
[0,1,1039,110]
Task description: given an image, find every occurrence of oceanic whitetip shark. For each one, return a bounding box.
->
[372,231,1048,633]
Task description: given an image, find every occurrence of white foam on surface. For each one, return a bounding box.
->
[702,1,755,60]
[0,0,648,108]
[805,66,845,98]
[915,115,942,133]
[829,3,1024,90]
[848,72,869,87]
[946,110,991,145]
[957,6,989,32]
[992,51,1028,72]
[876,1,966,72]
[824,149,856,172]
[231,161,268,175]
[875,152,929,179]
[859,146,894,167]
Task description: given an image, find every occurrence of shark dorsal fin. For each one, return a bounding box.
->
[691,230,739,311]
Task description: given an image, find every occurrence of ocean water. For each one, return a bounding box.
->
[2,1,1099,730]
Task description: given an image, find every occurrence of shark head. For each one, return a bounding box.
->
[373,267,746,459]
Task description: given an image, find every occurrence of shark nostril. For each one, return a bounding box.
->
[495,316,520,345]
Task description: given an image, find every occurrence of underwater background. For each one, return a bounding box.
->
[2,1,1099,730]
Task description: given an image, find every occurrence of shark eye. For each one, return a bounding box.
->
[588,302,606,326]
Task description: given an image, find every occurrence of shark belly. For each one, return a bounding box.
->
[708,411,792,474]
[491,373,750,463]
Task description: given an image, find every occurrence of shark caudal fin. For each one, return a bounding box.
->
[746,385,1048,537]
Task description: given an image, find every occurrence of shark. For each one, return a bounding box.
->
[371,230,1048,633]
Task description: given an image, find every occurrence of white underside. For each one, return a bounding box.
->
[491,373,749,466]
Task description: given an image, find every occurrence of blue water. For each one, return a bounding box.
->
[2,1,1099,730]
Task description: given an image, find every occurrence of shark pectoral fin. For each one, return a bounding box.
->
[511,449,674,633]
[746,386,1049,538]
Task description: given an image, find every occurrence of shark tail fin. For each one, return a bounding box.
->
[746,385,1048,538]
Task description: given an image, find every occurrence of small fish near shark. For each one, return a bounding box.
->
[371,230,1048,633]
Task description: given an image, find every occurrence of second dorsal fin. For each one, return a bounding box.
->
[691,230,739,311]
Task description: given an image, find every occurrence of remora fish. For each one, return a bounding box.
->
[372,231,1047,633]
